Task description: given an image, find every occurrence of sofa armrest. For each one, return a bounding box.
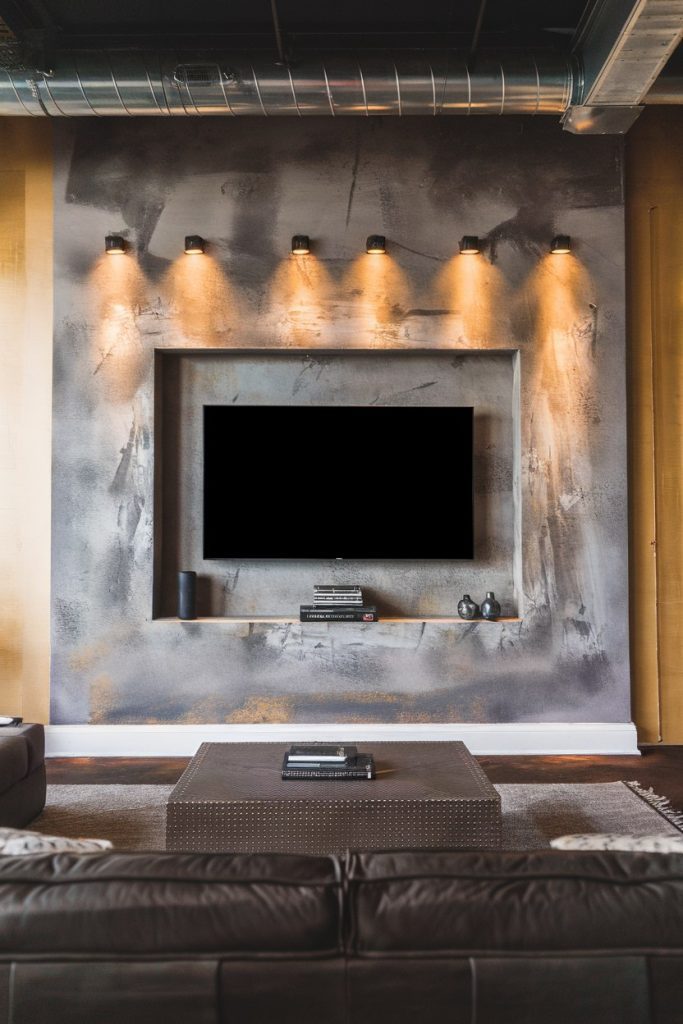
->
[0,725,44,774]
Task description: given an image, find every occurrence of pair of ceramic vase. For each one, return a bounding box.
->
[458,592,501,621]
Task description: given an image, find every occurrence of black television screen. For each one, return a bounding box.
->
[203,405,473,559]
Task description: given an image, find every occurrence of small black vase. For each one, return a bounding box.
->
[457,594,480,620]
[178,571,197,620]
[481,591,501,620]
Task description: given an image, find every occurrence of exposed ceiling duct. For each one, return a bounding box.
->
[563,0,683,134]
[0,50,573,116]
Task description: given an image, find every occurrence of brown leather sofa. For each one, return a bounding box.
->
[0,725,46,828]
[0,846,682,1022]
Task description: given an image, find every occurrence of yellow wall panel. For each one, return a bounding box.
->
[627,108,683,743]
[0,120,52,723]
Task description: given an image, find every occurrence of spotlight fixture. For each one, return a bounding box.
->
[459,236,480,255]
[105,234,126,255]
[550,234,571,254]
[184,235,205,255]
[366,234,386,254]
[291,234,310,255]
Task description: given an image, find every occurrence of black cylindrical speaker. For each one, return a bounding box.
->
[178,571,197,620]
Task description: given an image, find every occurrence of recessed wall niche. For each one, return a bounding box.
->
[154,349,520,619]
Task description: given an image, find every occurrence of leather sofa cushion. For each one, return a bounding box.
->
[346,849,683,954]
[0,739,28,796]
[0,725,44,778]
[347,957,652,1024]
[0,852,342,956]
[6,962,219,1024]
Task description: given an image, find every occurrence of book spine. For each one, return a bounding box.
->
[281,770,374,780]
[313,601,364,606]
[313,591,363,596]
[286,761,349,767]
[314,587,363,593]
[300,609,378,622]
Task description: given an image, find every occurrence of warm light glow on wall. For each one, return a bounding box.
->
[268,254,332,347]
[343,253,412,346]
[432,252,508,346]
[89,252,148,403]
[165,252,240,347]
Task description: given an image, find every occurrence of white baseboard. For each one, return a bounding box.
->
[45,722,640,757]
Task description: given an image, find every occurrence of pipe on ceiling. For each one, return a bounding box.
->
[0,50,573,116]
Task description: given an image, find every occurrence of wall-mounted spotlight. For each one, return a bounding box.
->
[550,234,571,254]
[184,235,205,255]
[291,234,310,255]
[459,236,480,255]
[366,234,386,254]
[105,234,126,255]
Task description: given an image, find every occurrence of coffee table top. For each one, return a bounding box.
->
[169,741,499,804]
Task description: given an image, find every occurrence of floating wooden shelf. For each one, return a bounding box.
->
[157,616,522,625]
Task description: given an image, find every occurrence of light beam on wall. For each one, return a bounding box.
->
[89,251,148,402]
[165,252,239,346]
[268,252,332,347]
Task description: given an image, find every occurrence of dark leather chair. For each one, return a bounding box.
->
[0,724,45,828]
[0,846,682,1022]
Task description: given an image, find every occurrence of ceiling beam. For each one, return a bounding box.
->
[0,0,57,35]
[563,0,683,133]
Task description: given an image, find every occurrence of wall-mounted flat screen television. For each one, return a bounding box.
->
[203,405,473,559]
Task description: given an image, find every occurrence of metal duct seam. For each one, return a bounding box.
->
[0,51,574,116]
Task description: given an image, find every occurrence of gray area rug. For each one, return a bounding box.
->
[30,782,683,852]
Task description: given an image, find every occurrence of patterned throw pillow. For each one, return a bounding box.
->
[0,827,112,856]
[551,834,683,853]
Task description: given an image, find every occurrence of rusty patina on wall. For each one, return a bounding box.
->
[51,117,628,725]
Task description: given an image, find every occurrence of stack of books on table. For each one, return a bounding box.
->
[300,585,378,622]
[281,744,375,780]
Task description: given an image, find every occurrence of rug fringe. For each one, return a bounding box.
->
[624,781,683,833]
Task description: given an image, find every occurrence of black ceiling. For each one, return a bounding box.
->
[0,0,591,51]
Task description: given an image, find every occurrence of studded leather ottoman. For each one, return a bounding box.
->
[166,741,501,855]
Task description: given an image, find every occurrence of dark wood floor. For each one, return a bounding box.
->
[46,745,683,811]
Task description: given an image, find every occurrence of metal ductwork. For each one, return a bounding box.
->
[0,50,574,116]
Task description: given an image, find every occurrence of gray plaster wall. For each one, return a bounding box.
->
[51,117,629,725]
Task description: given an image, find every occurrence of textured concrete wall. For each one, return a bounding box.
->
[51,117,629,725]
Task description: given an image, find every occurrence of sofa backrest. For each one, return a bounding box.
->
[0,848,682,1023]
[346,849,683,1024]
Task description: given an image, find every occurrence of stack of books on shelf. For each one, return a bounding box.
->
[300,585,378,622]
[281,744,375,780]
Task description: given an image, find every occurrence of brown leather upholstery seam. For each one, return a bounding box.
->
[0,876,341,887]
[347,872,683,885]
[348,948,683,959]
[0,951,347,963]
